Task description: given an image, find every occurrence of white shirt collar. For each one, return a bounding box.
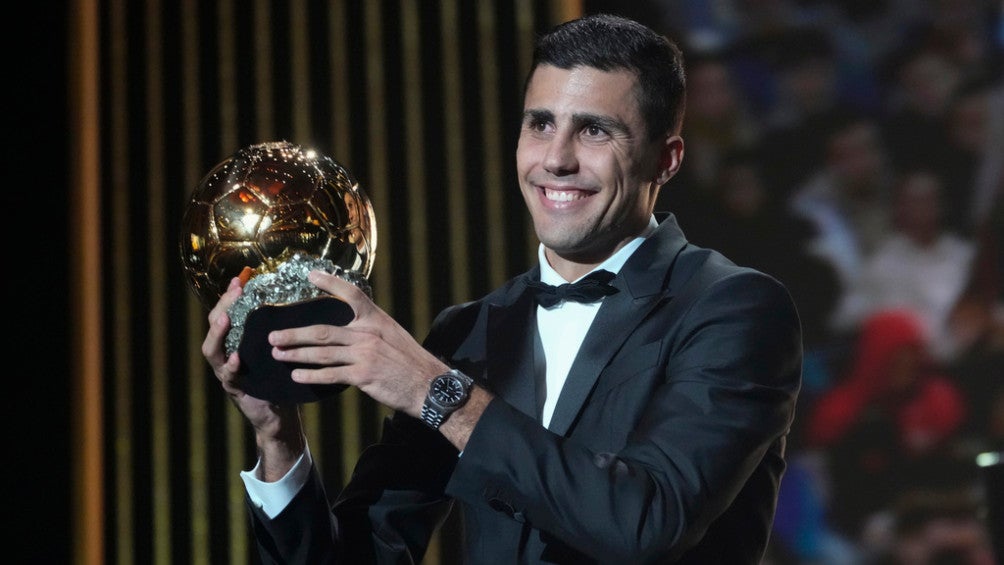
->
[538,215,658,285]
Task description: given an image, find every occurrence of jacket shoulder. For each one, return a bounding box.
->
[674,243,789,295]
[421,275,526,357]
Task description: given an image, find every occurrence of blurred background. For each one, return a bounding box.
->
[21,0,1002,563]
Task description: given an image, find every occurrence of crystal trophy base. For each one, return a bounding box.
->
[225,254,367,404]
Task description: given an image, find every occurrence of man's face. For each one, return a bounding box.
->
[517,64,680,267]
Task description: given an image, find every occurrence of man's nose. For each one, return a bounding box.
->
[542,134,578,176]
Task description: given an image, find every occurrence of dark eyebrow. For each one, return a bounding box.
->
[522,108,553,124]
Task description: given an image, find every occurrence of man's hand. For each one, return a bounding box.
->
[268,271,451,418]
[202,276,304,480]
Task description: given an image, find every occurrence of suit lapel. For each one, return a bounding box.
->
[547,216,688,435]
[486,274,541,420]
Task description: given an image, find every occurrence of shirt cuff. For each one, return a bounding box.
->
[240,442,313,519]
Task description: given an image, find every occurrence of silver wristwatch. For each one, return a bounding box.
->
[420,369,474,429]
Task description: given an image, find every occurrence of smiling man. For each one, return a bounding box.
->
[202,13,802,564]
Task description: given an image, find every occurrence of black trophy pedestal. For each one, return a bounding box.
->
[237,296,353,403]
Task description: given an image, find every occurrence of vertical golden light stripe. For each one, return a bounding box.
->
[218,0,239,147]
[516,0,540,262]
[70,0,103,563]
[515,0,535,84]
[290,0,312,141]
[217,0,250,562]
[363,0,395,425]
[476,1,507,288]
[401,0,432,335]
[328,0,351,168]
[552,0,581,24]
[144,1,173,562]
[328,0,364,483]
[439,0,471,304]
[289,0,324,471]
[254,0,275,139]
[105,0,137,563]
[180,0,210,562]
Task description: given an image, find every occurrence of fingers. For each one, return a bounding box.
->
[216,351,243,392]
[202,277,242,366]
[268,329,375,383]
[268,321,356,348]
[201,308,228,360]
[289,366,348,385]
[208,277,243,326]
[307,270,370,316]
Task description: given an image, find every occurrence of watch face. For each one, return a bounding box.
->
[431,375,467,407]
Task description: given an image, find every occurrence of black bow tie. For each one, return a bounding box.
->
[525,269,619,308]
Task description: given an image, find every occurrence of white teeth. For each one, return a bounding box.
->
[544,188,586,202]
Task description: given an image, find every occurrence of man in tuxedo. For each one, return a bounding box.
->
[202,13,802,564]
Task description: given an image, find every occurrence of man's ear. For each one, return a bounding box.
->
[655,135,684,186]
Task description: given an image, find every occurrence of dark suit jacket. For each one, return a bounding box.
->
[248,214,803,564]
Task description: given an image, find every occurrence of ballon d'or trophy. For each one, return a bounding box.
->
[180,141,377,403]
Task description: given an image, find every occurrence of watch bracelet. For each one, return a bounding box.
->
[420,404,446,429]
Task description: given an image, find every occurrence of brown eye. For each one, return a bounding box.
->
[582,124,609,139]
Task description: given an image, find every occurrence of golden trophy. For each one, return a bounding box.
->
[180,141,376,403]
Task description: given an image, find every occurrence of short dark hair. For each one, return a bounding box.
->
[527,13,687,139]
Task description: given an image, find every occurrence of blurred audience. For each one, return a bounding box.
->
[584,0,1003,561]
[866,488,997,565]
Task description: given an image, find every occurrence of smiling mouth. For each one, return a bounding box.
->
[543,187,592,202]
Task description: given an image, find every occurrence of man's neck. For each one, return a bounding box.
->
[541,216,658,282]
[545,248,623,282]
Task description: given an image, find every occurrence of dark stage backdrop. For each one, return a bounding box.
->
[67,1,581,563]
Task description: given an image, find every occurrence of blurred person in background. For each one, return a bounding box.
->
[788,114,893,333]
[756,27,863,204]
[803,309,968,544]
[837,168,976,361]
[939,75,1001,237]
[879,47,962,184]
[946,192,1004,454]
[658,48,759,240]
[911,0,1000,78]
[964,80,1004,233]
